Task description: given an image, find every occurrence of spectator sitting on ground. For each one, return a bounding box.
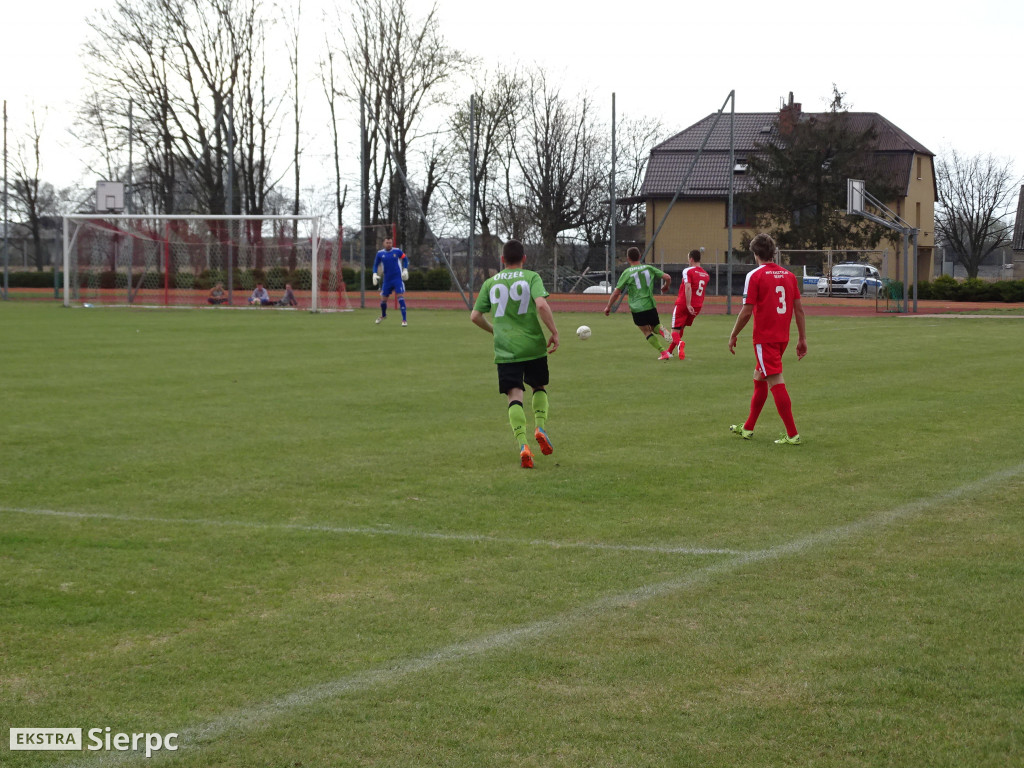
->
[250,283,271,306]
[277,283,298,307]
[208,282,228,305]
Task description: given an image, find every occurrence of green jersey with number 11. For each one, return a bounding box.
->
[616,263,665,313]
[474,268,549,363]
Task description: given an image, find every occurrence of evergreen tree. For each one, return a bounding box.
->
[741,90,899,251]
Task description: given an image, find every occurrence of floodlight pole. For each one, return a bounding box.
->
[912,229,919,313]
[62,216,70,304]
[468,94,476,303]
[126,101,134,305]
[610,92,616,295]
[226,95,235,305]
[3,100,8,301]
[726,90,735,316]
[359,93,367,309]
[127,99,133,216]
[899,230,915,313]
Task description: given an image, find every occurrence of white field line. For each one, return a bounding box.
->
[0,506,746,557]
[38,460,1024,767]
[900,313,1024,319]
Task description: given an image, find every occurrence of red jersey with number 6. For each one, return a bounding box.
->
[678,265,710,309]
[743,263,799,344]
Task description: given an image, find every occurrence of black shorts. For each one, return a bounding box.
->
[632,308,661,328]
[496,356,549,394]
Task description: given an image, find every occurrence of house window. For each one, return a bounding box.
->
[728,203,751,227]
[791,204,816,228]
[916,202,921,228]
[917,156,922,180]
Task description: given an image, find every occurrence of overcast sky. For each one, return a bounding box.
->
[3,0,1021,202]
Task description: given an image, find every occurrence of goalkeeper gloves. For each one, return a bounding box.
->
[372,273,380,287]
[401,268,409,281]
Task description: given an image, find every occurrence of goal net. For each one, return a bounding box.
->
[62,214,351,312]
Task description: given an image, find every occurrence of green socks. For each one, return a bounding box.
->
[508,401,528,446]
[646,332,665,352]
[532,390,549,430]
[510,392,549,446]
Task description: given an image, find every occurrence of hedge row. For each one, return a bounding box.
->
[1,268,453,292]
[885,275,1024,303]
[340,267,452,291]
[1,271,61,288]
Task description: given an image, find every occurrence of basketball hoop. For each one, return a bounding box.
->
[95,181,125,213]
[846,179,865,215]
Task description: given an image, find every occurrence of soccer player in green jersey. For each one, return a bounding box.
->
[471,239,559,469]
[603,246,672,357]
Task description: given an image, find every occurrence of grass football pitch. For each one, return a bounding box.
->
[1,302,1022,767]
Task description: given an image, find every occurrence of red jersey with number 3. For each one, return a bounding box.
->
[678,265,710,309]
[743,263,799,344]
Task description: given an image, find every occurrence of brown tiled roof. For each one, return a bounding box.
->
[1013,186,1024,252]
[642,111,933,200]
[651,112,781,153]
[642,153,759,197]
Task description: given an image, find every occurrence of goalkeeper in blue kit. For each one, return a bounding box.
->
[372,237,409,325]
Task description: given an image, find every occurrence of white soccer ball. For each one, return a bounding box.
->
[576,325,592,340]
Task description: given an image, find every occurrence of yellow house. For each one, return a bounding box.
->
[639,96,936,282]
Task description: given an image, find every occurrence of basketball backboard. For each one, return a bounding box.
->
[847,179,865,215]
[95,181,125,213]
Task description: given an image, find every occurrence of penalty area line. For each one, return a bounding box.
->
[0,506,746,557]
[62,460,1024,767]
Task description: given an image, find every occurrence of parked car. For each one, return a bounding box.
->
[582,280,614,294]
[799,265,823,294]
[817,263,883,297]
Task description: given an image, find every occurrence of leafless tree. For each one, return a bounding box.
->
[513,70,605,254]
[81,0,273,215]
[935,149,1019,278]
[576,124,612,252]
[74,93,124,183]
[408,132,458,257]
[334,0,467,249]
[287,1,303,241]
[319,40,348,241]
[614,114,662,228]
[9,110,58,271]
[450,68,525,268]
[236,10,280,219]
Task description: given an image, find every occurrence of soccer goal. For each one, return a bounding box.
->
[62,214,351,312]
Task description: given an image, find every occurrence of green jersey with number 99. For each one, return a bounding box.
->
[474,268,550,363]
[615,263,664,313]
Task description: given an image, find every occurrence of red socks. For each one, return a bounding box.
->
[667,330,682,354]
[745,380,798,436]
[771,384,798,437]
[745,379,768,431]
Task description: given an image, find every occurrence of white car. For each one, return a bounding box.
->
[582,280,613,294]
[817,263,883,297]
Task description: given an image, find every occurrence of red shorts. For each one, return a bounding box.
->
[671,303,702,329]
[754,341,788,377]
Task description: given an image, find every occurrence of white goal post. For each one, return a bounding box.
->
[62,214,351,312]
